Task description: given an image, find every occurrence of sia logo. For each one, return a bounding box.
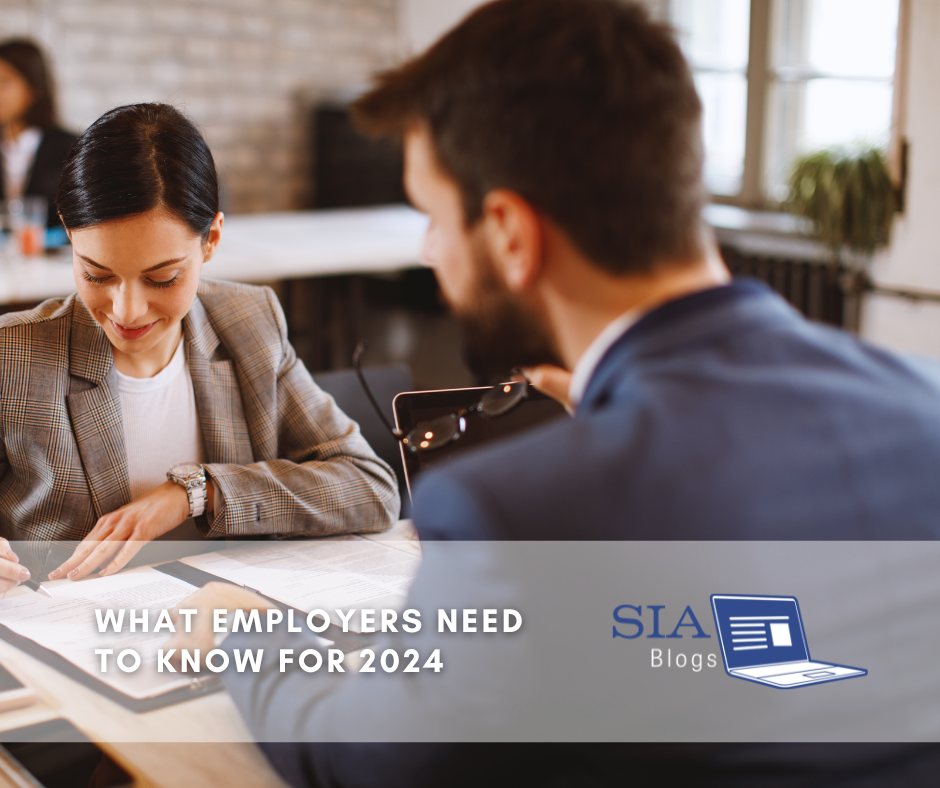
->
[612,595,867,687]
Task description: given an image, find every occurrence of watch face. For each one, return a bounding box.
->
[171,462,202,478]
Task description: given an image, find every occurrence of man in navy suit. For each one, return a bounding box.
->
[175,0,940,784]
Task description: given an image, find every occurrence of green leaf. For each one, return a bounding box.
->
[784,144,896,260]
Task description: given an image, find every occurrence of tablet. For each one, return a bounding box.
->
[393,385,568,496]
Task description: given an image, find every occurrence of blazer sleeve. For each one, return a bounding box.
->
[201,290,400,537]
[0,414,6,508]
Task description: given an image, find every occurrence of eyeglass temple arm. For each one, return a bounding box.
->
[352,342,404,440]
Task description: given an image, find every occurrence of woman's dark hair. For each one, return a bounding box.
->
[56,103,219,239]
[0,38,57,129]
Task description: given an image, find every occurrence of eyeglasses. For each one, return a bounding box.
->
[353,341,530,454]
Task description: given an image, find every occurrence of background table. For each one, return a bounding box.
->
[0,205,428,306]
[0,206,430,372]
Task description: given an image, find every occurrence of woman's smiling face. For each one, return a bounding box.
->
[70,207,223,377]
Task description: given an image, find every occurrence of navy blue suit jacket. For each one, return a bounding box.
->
[415,280,940,541]
[243,282,940,788]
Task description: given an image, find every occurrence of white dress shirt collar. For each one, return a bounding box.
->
[567,308,644,408]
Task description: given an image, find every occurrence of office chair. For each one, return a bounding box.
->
[313,363,414,516]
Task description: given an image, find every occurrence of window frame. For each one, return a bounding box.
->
[671,0,909,210]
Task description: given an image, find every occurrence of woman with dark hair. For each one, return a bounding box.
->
[0,103,398,592]
[0,38,76,227]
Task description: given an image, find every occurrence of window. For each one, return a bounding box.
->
[669,0,901,205]
[670,0,751,196]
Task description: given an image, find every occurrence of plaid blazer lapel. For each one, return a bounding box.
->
[65,299,131,519]
[185,294,255,465]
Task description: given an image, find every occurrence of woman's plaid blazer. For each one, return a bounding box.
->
[0,278,400,545]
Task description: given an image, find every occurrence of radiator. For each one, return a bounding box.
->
[719,244,845,328]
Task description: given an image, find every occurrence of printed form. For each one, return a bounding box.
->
[180,535,421,632]
[0,567,200,699]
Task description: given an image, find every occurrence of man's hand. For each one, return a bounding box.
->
[49,481,191,581]
[165,582,278,655]
[521,364,573,412]
[0,537,30,599]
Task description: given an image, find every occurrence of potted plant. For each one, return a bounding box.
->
[784,145,897,332]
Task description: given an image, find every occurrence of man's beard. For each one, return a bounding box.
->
[448,244,563,382]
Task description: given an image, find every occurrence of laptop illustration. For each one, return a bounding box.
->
[711,594,867,689]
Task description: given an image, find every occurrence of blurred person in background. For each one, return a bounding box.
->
[0,38,76,228]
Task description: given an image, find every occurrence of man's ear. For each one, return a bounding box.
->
[480,189,543,292]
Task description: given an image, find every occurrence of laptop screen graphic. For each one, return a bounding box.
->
[712,596,810,670]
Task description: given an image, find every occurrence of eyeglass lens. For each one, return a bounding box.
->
[403,414,465,453]
[479,380,528,418]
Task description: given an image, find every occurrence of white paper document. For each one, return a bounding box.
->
[0,567,200,700]
[361,519,422,557]
[180,535,421,632]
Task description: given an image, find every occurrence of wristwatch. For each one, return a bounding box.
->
[167,462,208,518]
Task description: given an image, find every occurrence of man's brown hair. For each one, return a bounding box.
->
[353,0,705,275]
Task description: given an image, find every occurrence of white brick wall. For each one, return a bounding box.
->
[0,0,402,213]
[400,0,668,54]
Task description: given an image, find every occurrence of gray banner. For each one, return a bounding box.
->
[1,540,937,743]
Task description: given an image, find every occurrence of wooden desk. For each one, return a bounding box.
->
[0,205,428,306]
[0,582,287,788]
[0,522,419,786]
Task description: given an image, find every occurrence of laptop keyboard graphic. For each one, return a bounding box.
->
[711,595,867,688]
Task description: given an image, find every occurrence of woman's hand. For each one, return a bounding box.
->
[521,364,574,412]
[165,582,277,656]
[49,481,191,582]
[0,537,30,599]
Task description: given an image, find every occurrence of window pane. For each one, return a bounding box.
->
[671,0,751,70]
[767,0,899,200]
[695,71,748,195]
[803,80,893,148]
[670,0,751,195]
[775,0,898,78]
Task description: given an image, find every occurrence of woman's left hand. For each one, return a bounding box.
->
[50,481,191,581]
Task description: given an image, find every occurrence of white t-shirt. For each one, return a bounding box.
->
[0,127,42,200]
[117,339,205,501]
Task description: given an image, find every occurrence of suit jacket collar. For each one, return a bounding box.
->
[24,129,53,197]
[66,296,129,517]
[68,295,115,383]
[183,285,254,465]
[184,284,223,360]
[577,280,797,416]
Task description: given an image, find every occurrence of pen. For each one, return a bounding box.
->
[22,578,54,598]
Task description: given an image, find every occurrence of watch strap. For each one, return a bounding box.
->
[187,482,207,519]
